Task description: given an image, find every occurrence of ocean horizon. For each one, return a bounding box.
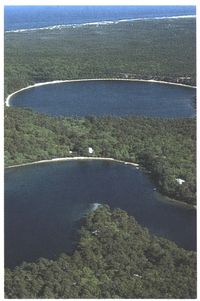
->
[5,5,196,32]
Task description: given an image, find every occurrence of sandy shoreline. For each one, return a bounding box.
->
[5,15,196,34]
[6,156,196,210]
[5,156,139,169]
[5,78,196,107]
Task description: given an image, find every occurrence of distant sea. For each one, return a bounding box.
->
[5,5,196,32]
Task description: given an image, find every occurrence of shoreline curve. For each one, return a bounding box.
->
[5,156,196,210]
[5,78,196,107]
[5,156,139,169]
[5,15,196,34]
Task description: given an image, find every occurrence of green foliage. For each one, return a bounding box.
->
[4,18,196,96]
[5,107,196,205]
[4,17,196,205]
[5,205,196,298]
[4,15,196,299]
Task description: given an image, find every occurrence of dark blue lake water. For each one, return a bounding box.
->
[5,6,196,32]
[10,80,195,118]
[5,160,196,268]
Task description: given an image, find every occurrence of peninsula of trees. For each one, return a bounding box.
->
[4,16,196,298]
[5,205,196,298]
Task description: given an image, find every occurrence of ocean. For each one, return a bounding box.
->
[4,5,196,32]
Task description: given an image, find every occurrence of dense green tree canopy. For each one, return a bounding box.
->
[4,16,196,299]
[5,205,196,298]
[4,18,196,96]
[5,107,196,205]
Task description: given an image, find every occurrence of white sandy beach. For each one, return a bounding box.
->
[5,14,196,34]
[6,156,139,169]
[5,78,196,107]
[6,156,196,210]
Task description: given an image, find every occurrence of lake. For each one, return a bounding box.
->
[5,160,196,268]
[9,80,195,118]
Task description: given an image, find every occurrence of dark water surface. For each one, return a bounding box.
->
[5,160,196,268]
[5,6,195,32]
[10,80,195,118]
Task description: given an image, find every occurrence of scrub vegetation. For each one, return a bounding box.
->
[5,205,196,298]
[5,107,196,205]
[5,18,196,96]
[4,16,196,298]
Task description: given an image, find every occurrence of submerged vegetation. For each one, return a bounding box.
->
[5,18,196,96]
[5,107,196,205]
[5,205,196,298]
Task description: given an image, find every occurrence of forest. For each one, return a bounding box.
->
[5,205,196,298]
[4,15,196,298]
[5,18,196,207]
[4,18,196,96]
[5,107,196,205]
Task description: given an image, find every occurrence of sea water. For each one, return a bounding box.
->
[5,6,196,32]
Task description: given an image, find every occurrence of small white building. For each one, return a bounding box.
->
[133,274,142,278]
[176,178,185,185]
[88,147,94,154]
